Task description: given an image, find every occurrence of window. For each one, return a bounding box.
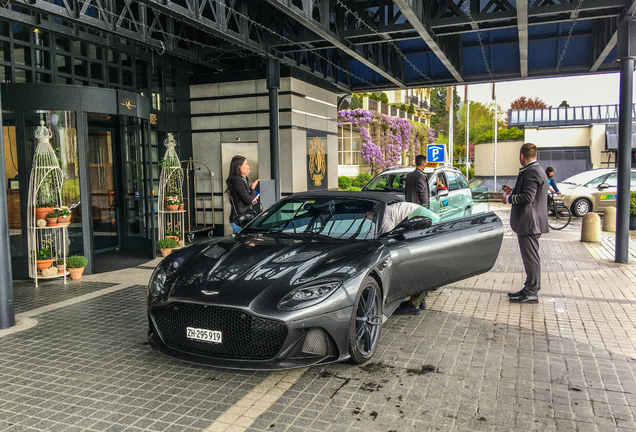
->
[605,173,617,187]
[338,123,360,165]
[447,172,460,191]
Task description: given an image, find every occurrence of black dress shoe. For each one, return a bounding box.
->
[509,294,538,303]
[507,289,526,298]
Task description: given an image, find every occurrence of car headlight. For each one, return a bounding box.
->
[148,266,167,297]
[278,280,342,310]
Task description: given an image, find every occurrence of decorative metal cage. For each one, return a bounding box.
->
[158,133,184,243]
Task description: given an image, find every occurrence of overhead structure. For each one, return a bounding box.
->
[4,0,633,90]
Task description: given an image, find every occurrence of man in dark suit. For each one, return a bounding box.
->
[502,143,549,304]
[404,155,429,207]
[395,154,430,314]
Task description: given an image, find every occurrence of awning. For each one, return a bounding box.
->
[604,124,636,150]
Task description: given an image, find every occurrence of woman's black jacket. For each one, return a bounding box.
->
[228,176,256,220]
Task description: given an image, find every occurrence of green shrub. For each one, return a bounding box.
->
[57,258,65,265]
[66,255,88,268]
[157,238,178,249]
[338,176,354,189]
[36,249,52,260]
[630,191,636,216]
[345,186,362,191]
[474,127,525,143]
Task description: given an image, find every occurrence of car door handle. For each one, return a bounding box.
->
[479,227,493,233]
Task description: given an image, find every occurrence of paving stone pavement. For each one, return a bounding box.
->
[1,205,635,432]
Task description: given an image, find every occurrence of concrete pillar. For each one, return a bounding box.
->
[602,207,617,232]
[581,212,601,243]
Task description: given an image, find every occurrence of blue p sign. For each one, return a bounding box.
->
[427,144,446,162]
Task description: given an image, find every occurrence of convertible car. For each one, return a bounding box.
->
[147,191,503,370]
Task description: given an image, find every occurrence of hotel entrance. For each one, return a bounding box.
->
[1,83,155,278]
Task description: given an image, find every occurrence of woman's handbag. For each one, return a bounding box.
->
[229,195,256,228]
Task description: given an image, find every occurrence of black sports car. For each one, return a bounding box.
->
[147,191,503,370]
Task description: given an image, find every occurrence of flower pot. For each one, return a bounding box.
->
[57,215,71,226]
[178,240,184,248]
[178,204,185,211]
[160,248,172,257]
[165,204,179,211]
[36,258,55,271]
[47,217,58,227]
[68,267,85,280]
[57,264,66,273]
[36,207,54,221]
[166,235,179,241]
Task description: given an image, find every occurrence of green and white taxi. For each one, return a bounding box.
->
[560,168,636,217]
[362,165,474,220]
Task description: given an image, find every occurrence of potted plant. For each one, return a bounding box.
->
[36,202,55,222]
[36,248,55,271]
[46,209,59,226]
[56,258,66,273]
[630,191,636,230]
[165,196,180,211]
[178,200,185,211]
[157,238,178,257]
[66,255,88,280]
[57,207,71,225]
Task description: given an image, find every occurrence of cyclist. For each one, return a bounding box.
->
[545,166,560,194]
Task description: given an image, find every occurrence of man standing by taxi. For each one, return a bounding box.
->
[502,143,549,304]
[395,154,430,314]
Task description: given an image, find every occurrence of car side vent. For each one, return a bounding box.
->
[377,256,391,272]
[289,328,337,359]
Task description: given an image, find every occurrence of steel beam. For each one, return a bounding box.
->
[517,0,528,77]
[392,0,463,83]
[262,0,405,87]
[591,1,636,72]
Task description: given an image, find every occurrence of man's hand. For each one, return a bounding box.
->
[251,179,260,190]
[252,195,260,205]
[501,194,508,204]
[502,185,512,194]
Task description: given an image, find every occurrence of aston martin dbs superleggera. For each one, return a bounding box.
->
[148,191,503,370]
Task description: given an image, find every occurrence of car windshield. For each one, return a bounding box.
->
[561,170,611,186]
[244,198,380,240]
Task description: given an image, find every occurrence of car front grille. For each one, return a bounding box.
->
[151,303,287,359]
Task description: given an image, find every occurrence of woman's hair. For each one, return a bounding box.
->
[226,155,246,192]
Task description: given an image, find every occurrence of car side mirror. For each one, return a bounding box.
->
[437,189,449,198]
[598,183,609,190]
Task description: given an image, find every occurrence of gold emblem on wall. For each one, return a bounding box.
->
[309,137,326,186]
[150,113,157,125]
[120,98,136,110]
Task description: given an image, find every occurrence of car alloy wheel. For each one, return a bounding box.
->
[572,198,591,217]
[348,276,382,364]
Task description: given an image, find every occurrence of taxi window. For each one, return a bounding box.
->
[447,172,460,191]
[458,172,469,189]
[632,172,636,187]
[585,174,607,188]
[605,173,617,187]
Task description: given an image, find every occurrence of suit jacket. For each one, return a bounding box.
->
[509,161,549,235]
[404,169,429,206]
[228,176,256,220]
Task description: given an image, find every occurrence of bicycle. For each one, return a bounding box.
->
[547,193,571,230]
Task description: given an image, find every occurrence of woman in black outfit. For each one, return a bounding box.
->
[226,155,259,233]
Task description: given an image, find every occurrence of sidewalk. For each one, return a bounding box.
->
[1,206,635,432]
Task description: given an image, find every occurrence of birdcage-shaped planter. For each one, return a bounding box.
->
[27,120,69,285]
[158,133,184,247]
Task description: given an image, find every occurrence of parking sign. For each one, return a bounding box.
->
[427,144,446,163]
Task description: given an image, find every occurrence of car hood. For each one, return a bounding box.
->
[166,233,382,311]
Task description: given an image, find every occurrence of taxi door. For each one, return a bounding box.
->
[594,172,618,212]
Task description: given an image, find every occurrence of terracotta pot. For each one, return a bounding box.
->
[166,235,179,241]
[166,204,179,211]
[36,207,54,221]
[57,264,66,272]
[47,217,58,227]
[68,267,85,280]
[160,248,172,257]
[178,240,184,248]
[57,215,71,225]
[36,258,55,271]
[178,204,185,211]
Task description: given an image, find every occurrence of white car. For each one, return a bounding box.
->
[560,168,636,217]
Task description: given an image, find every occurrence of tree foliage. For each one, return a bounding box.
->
[430,87,460,132]
[509,96,550,111]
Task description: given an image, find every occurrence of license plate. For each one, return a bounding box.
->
[186,327,222,344]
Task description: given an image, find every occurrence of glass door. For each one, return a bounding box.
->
[88,128,120,252]
[119,116,153,256]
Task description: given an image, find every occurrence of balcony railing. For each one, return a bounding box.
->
[508,104,636,128]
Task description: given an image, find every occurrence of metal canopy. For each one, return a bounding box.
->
[2,0,634,90]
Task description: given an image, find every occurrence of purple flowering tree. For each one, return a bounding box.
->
[338,108,431,175]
